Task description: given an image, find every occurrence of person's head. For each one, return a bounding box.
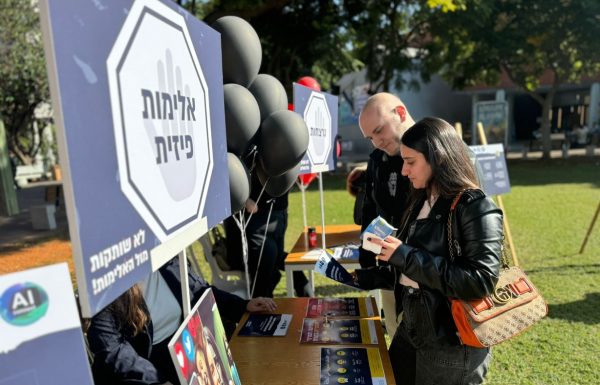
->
[400,117,479,197]
[359,92,415,156]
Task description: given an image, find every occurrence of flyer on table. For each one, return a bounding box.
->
[320,347,387,385]
[238,314,292,337]
[306,297,375,318]
[300,318,378,345]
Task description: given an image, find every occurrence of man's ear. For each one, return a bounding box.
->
[395,105,406,123]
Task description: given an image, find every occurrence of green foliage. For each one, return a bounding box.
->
[193,1,362,94]
[421,0,600,158]
[0,0,49,164]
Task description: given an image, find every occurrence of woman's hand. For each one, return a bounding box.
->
[246,297,277,313]
[368,236,402,262]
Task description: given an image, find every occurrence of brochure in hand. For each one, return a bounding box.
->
[237,314,292,337]
[306,298,375,318]
[320,347,387,385]
[361,216,396,254]
[300,318,378,344]
[314,250,362,289]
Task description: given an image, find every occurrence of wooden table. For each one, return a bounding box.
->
[229,297,396,385]
[285,224,362,297]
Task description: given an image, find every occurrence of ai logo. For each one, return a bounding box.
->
[107,0,213,240]
[304,92,332,167]
[0,283,49,326]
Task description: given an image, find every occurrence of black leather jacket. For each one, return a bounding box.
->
[357,189,503,344]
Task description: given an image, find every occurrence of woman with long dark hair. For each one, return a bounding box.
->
[355,117,503,385]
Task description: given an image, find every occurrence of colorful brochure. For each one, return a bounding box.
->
[300,318,378,345]
[237,314,292,337]
[314,250,362,289]
[168,289,241,385]
[320,347,387,385]
[306,298,375,318]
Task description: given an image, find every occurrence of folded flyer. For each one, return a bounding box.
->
[300,318,378,344]
[237,314,292,337]
[314,250,362,289]
[306,298,375,318]
[320,347,387,385]
[361,216,396,254]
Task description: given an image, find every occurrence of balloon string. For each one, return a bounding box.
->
[251,199,274,298]
[244,177,268,231]
[233,210,252,298]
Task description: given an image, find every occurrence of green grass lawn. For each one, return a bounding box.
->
[196,157,600,385]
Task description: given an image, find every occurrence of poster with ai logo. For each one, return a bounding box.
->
[294,83,339,174]
[39,0,229,317]
[0,263,94,385]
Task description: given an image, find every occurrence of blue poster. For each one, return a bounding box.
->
[0,264,94,385]
[39,0,230,317]
[293,83,339,174]
[469,144,511,196]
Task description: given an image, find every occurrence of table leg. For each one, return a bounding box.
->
[308,270,315,295]
[285,267,294,297]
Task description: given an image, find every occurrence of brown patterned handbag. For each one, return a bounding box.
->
[447,192,548,348]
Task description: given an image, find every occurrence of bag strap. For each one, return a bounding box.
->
[447,190,465,262]
[447,190,510,268]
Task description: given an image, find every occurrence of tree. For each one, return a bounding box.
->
[0,0,50,165]
[421,0,600,158]
[194,0,362,94]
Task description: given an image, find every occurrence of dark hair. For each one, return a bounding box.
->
[401,116,479,200]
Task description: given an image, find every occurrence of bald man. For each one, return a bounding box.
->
[349,92,415,338]
[355,92,414,264]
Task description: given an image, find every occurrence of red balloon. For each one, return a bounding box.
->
[299,173,317,186]
[288,103,294,111]
[297,76,321,91]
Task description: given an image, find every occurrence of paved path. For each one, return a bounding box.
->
[0,183,68,250]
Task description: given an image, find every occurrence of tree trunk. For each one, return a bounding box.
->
[540,84,558,160]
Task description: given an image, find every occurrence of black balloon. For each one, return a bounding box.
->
[255,162,301,198]
[249,74,288,123]
[258,110,309,177]
[227,153,251,213]
[212,16,262,87]
[224,84,261,156]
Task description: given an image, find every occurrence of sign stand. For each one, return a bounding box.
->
[477,122,519,266]
[178,250,191,317]
[318,172,327,249]
[579,200,600,254]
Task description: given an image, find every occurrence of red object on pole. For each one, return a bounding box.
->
[297,76,321,91]
[299,173,317,186]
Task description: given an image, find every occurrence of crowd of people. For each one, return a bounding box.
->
[86,92,504,385]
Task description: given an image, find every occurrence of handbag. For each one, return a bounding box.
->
[447,191,548,348]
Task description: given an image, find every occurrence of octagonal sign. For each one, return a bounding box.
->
[304,91,332,166]
[107,0,212,241]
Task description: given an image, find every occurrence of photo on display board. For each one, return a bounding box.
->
[168,289,241,385]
